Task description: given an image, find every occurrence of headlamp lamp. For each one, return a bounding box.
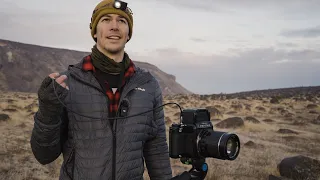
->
[113,0,127,10]
[113,0,133,15]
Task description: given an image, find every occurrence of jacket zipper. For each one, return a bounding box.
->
[112,114,116,180]
[112,106,121,180]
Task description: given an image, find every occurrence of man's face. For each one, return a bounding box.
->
[94,14,130,55]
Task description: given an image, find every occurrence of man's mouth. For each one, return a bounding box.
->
[107,35,121,40]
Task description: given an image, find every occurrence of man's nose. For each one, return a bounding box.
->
[110,19,119,30]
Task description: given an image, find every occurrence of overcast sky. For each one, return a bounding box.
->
[1,0,320,94]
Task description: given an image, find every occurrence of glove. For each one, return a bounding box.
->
[37,75,69,124]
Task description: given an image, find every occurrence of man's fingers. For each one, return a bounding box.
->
[49,72,60,79]
[55,75,67,84]
[55,75,69,90]
[47,73,69,90]
[59,82,67,88]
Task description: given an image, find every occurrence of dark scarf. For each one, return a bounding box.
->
[91,45,131,74]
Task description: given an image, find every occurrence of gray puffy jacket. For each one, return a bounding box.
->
[30,59,173,180]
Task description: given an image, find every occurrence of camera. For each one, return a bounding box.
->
[169,108,240,161]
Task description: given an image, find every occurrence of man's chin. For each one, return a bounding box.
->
[104,46,123,54]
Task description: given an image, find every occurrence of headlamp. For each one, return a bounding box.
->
[113,0,128,11]
[91,0,133,16]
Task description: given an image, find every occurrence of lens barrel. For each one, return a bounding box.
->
[199,131,240,160]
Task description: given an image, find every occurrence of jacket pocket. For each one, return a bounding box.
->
[64,148,75,179]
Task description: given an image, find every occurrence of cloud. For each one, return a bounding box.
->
[0,3,94,52]
[276,42,298,48]
[311,59,320,63]
[269,59,301,64]
[130,47,320,94]
[190,38,207,43]
[149,0,237,13]
[280,26,320,38]
[137,47,320,67]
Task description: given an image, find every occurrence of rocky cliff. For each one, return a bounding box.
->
[0,39,192,95]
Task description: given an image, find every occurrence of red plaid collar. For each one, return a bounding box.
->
[82,55,135,87]
[82,55,96,72]
[82,55,135,78]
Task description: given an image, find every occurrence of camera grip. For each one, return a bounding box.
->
[170,171,191,180]
[169,124,184,158]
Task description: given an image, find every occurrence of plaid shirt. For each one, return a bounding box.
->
[82,55,135,117]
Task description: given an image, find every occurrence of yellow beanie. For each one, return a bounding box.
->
[90,0,133,42]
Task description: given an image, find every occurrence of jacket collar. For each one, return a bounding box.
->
[67,55,154,97]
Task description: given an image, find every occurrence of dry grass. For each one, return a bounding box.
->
[1,91,320,180]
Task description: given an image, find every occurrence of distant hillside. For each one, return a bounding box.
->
[170,86,320,102]
[165,86,320,103]
[0,39,192,95]
[226,86,320,99]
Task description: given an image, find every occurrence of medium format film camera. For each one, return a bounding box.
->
[169,108,240,180]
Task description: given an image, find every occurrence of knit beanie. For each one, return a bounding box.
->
[90,0,133,42]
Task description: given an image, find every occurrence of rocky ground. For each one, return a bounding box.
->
[0,91,320,180]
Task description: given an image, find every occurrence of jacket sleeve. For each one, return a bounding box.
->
[143,80,173,180]
[30,106,69,165]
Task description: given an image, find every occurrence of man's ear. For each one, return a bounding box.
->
[94,34,97,38]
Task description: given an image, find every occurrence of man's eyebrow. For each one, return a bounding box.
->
[102,14,111,18]
[101,14,126,19]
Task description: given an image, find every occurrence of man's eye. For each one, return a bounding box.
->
[119,19,126,23]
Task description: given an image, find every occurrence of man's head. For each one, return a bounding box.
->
[90,0,133,55]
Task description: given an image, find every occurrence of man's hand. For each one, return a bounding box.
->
[49,72,69,90]
[37,72,70,123]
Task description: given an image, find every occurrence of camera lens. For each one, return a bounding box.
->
[224,134,240,160]
[198,131,240,160]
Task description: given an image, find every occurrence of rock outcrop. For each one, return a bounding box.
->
[0,39,192,96]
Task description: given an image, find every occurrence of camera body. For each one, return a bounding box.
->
[169,108,213,159]
[169,108,240,161]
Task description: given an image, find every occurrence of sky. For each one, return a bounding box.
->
[1,0,320,94]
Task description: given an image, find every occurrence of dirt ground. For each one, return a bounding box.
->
[1,91,319,180]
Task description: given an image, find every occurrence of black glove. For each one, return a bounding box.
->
[37,76,69,124]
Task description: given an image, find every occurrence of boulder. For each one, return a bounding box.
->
[268,175,292,180]
[0,113,10,121]
[277,128,299,135]
[206,106,222,117]
[215,117,244,129]
[270,97,280,104]
[311,115,320,125]
[306,104,318,109]
[244,116,260,124]
[278,155,320,180]
[263,119,275,123]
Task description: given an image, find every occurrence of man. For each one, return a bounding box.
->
[30,0,173,179]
